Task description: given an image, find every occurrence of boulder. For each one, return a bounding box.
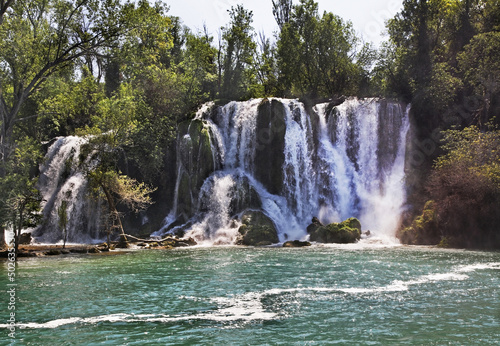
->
[283,240,311,247]
[19,233,32,245]
[236,210,279,246]
[306,217,323,234]
[397,200,440,245]
[308,217,361,244]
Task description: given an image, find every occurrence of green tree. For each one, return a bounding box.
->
[220,5,257,100]
[254,32,279,96]
[426,125,500,248]
[0,0,127,169]
[0,137,42,258]
[276,0,360,98]
[458,32,500,127]
[80,83,155,246]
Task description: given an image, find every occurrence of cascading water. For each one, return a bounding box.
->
[32,136,103,243]
[315,99,410,239]
[161,97,410,244]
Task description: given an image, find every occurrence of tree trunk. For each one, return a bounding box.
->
[102,184,128,248]
[0,225,5,249]
[63,227,67,249]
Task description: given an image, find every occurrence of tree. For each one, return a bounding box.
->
[458,32,500,128]
[426,125,500,248]
[0,137,42,258]
[57,200,68,248]
[276,0,360,97]
[254,32,279,96]
[220,5,257,100]
[79,83,155,246]
[0,0,126,169]
[272,0,292,30]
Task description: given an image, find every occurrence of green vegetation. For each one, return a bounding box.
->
[308,217,362,244]
[0,0,499,249]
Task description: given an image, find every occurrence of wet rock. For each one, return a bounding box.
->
[254,99,287,195]
[308,217,361,244]
[283,240,312,247]
[19,233,32,245]
[236,210,279,246]
[306,217,323,234]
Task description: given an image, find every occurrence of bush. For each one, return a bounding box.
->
[423,125,500,248]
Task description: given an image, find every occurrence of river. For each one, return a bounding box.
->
[1,243,499,344]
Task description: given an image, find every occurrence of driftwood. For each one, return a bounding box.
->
[122,234,180,243]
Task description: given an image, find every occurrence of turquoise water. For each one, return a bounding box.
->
[1,244,499,345]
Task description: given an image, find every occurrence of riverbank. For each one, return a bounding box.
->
[0,235,200,258]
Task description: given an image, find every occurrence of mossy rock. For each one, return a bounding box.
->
[306,217,323,234]
[236,210,279,246]
[175,118,217,222]
[309,217,361,244]
[161,239,177,247]
[283,240,311,247]
[396,201,440,245]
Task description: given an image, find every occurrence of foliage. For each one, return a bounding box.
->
[276,0,363,98]
[422,125,500,248]
[80,83,155,240]
[220,5,257,100]
[0,137,42,255]
[457,32,500,126]
[0,0,126,165]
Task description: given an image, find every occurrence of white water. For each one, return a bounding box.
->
[32,98,410,245]
[165,98,410,244]
[33,136,103,243]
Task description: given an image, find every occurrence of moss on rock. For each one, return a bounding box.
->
[397,200,441,245]
[236,210,279,246]
[308,217,361,244]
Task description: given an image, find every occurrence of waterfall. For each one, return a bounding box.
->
[162,97,410,244]
[32,136,104,243]
[33,98,409,245]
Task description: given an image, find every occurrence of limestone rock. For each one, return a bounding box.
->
[283,240,311,247]
[236,210,279,246]
[308,217,361,244]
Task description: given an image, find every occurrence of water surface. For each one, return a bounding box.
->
[1,245,499,344]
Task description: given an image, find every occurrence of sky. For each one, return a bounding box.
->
[166,0,403,47]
